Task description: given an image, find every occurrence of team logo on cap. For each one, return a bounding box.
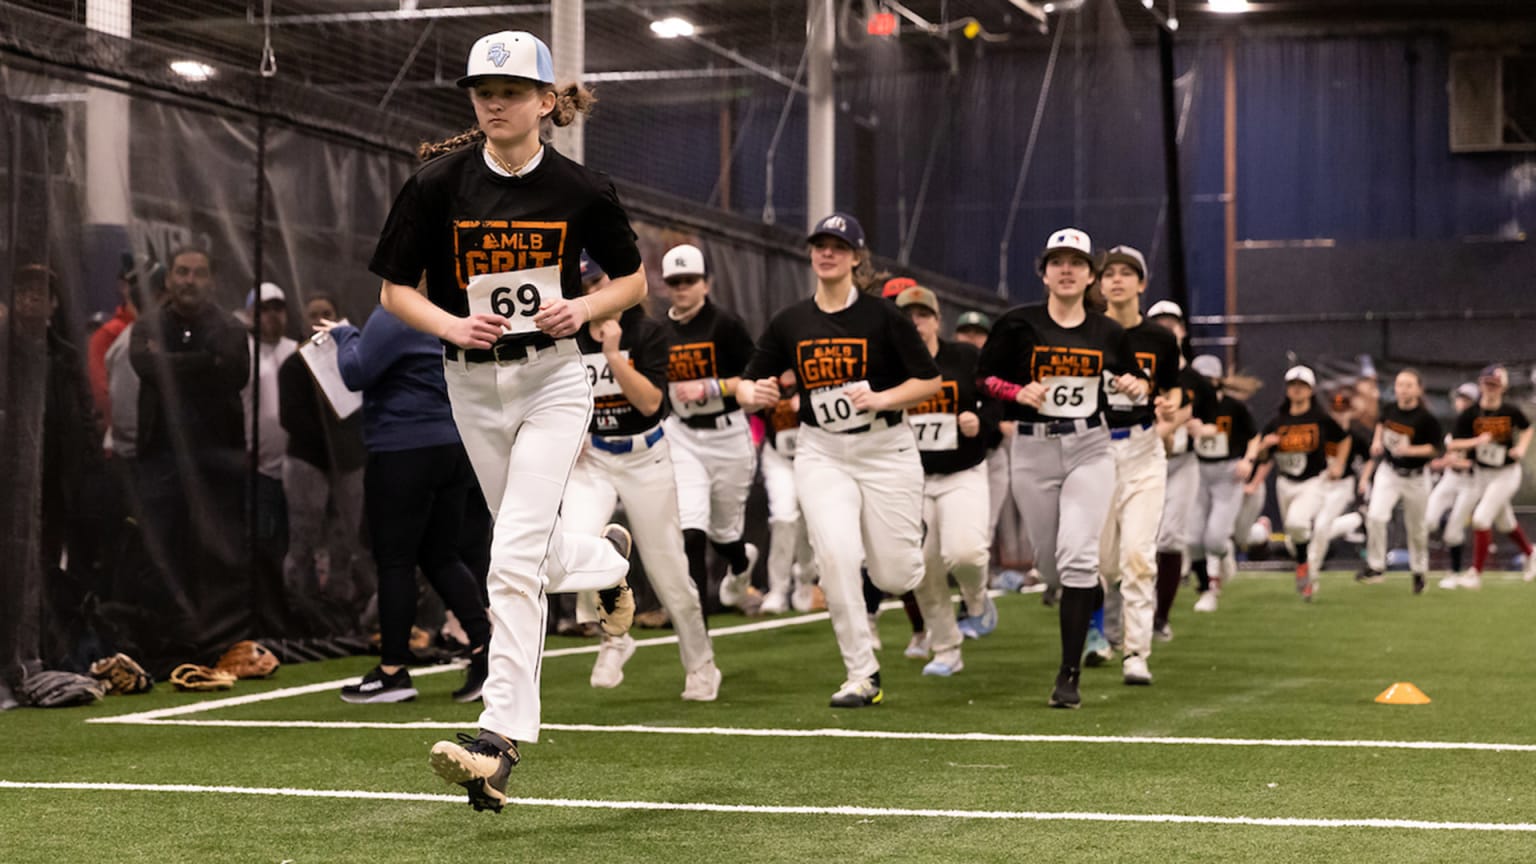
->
[1052,230,1087,248]
[486,42,511,68]
[821,215,847,232]
[674,256,688,268]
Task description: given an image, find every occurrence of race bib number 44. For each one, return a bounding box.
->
[909,413,958,451]
[1039,375,1100,420]
[810,381,873,432]
[466,265,561,335]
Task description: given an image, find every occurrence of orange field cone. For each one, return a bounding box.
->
[1374,682,1431,705]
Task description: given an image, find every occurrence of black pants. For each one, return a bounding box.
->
[367,443,492,667]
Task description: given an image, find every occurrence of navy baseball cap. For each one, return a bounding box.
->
[807,212,866,250]
[578,251,605,283]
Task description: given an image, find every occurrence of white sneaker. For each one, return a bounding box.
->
[922,649,963,677]
[868,614,883,652]
[718,543,760,608]
[1193,591,1219,613]
[1218,555,1236,586]
[1122,654,1152,686]
[1524,555,1536,583]
[680,661,721,702]
[758,590,790,615]
[1457,569,1483,590]
[904,632,931,660]
[1437,573,1460,590]
[589,633,636,689]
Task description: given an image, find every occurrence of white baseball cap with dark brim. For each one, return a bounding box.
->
[458,31,555,88]
[1146,300,1183,321]
[1037,227,1095,272]
[1101,245,1147,281]
[1191,354,1223,380]
[1453,382,1479,402]
[1284,365,1317,388]
[662,244,707,280]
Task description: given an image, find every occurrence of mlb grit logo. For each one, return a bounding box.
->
[487,42,511,68]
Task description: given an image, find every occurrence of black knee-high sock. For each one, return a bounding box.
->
[1192,559,1211,593]
[900,591,924,632]
[711,538,750,575]
[861,568,882,615]
[1059,586,1097,674]
[684,529,712,615]
[1449,543,1464,572]
[1153,550,1182,628]
[1296,541,1309,567]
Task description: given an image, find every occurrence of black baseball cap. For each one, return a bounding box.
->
[807,212,866,250]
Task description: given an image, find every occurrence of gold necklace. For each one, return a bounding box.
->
[485,143,538,177]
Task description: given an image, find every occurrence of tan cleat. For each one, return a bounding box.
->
[597,524,636,637]
[429,731,519,813]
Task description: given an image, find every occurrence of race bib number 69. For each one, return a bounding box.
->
[466,265,561,335]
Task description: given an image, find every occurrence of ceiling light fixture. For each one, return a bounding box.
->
[650,17,696,38]
[169,60,216,81]
[1208,0,1252,12]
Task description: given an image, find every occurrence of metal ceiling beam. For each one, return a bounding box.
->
[317,66,763,92]
[141,3,621,29]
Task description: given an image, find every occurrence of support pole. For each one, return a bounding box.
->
[551,0,584,163]
[1157,24,1189,312]
[1223,36,1238,371]
[84,0,133,315]
[806,0,835,230]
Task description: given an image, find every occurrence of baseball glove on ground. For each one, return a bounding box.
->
[21,670,107,707]
[170,664,237,692]
[215,640,280,679]
[88,653,154,695]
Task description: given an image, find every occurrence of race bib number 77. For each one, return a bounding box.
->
[466,265,561,335]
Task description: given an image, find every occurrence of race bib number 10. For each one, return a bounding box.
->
[810,381,873,433]
[669,380,725,418]
[909,413,959,451]
[466,265,561,335]
[1039,375,1100,420]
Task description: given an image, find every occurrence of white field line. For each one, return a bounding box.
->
[0,781,1532,833]
[88,595,940,725]
[81,718,1536,754]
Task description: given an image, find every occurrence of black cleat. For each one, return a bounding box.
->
[1356,568,1385,584]
[452,650,488,703]
[1048,668,1081,709]
[429,731,519,813]
[1412,573,1426,595]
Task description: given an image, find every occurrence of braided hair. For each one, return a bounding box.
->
[417,83,598,163]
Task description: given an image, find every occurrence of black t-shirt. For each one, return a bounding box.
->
[743,291,939,432]
[368,145,642,351]
[661,299,755,422]
[1105,320,1181,429]
[1379,402,1443,471]
[976,304,1138,423]
[575,306,669,436]
[1338,421,1374,479]
[1454,403,1531,469]
[1180,367,1219,423]
[909,340,989,476]
[1262,400,1347,481]
[1194,393,1256,463]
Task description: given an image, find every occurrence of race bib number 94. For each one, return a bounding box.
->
[466,265,561,335]
[1103,370,1146,409]
[909,413,958,451]
[1039,375,1100,420]
[582,351,628,399]
[810,381,873,433]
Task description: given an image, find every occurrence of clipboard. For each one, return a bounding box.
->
[298,330,363,420]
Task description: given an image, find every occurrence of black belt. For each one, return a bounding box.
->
[1019,415,1104,437]
[444,333,564,364]
[1391,464,1427,477]
[681,411,740,431]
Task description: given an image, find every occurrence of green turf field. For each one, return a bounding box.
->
[4,570,1534,863]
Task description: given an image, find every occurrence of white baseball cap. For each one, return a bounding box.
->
[457,31,555,88]
[1285,365,1317,388]
[252,282,285,306]
[662,244,706,280]
[1146,300,1183,320]
[1102,245,1147,280]
[1453,382,1479,402]
[1038,227,1094,271]
[1191,354,1223,380]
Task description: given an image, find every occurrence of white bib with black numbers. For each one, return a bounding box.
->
[1039,375,1100,420]
[1195,431,1230,459]
[775,428,798,458]
[909,412,959,452]
[668,380,725,418]
[1275,451,1308,478]
[582,351,628,398]
[1382,428,1408,454]
[1475,441,1509,467]
[465,265,560,336]
[810,381,873,433]
[1103,370,1146,409]
[1170,425,1191,455]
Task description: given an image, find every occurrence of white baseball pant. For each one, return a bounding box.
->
[563,436,713,676]
[1309,476,1357,573]
[1470,464,1522,533]
[911,463,991,656]
[986,438,1034,564]
[1366,467,1430,573]
[1427,470,1472,543]
[1011,424,1116,591]
[1192,459,1247,566]
[1157,451,1200,554]
[761,440,813,598]
[1234,481,1268,549]
[665,414,756,543]
[1275,475,1328,546]
[795,422,925,683]
[444,351,628,744]
[1099,426,1166,660]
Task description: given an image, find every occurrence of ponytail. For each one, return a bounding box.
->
[852,249,884,294]
[418,126,485,162]
[547,83,597,127]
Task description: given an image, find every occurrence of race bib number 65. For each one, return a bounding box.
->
[1039,375,1100,420]
[466,265,561,335]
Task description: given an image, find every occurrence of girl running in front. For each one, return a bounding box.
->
[977,228,1147,708]
[1442,364,1536,589]
[735,212,940,708]
[370,30,645,812]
